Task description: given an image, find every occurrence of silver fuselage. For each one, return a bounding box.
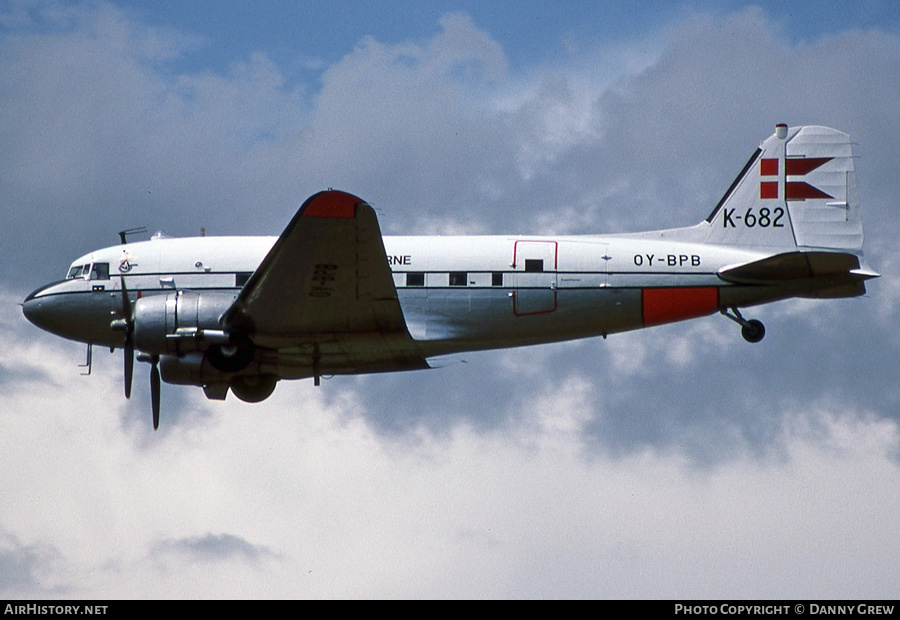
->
[24,232,785,366]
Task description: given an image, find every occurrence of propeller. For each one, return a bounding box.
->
[112,276,162,430]
[112,275,135,399]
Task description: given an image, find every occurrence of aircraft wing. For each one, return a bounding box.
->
[220,190,428,373]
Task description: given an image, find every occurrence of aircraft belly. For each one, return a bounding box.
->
[257,332,429,379]
[718,285,797,309]
[398,287,646,354]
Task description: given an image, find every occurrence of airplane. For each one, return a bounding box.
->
[22,124,879,429]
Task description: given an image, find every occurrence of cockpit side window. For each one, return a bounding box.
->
[90,263,109,280]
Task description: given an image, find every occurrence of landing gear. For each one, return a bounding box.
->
[721,307,766,343]
[230,374,277,403]
[740,319,766,344]
[206,333,255,372]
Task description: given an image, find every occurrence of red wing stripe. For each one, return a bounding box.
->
[303,190,361,218]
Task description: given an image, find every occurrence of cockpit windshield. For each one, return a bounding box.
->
[67,264,88,279]
[66,263,110,280]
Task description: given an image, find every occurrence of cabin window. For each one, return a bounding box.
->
[235,272,253,287]
[406,272,425,287]
[89,263,109,280]
[492,272,503,287]
[449,272,467,286]
[524,259,544,273]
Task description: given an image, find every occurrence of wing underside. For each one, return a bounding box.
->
[220,190,428,374]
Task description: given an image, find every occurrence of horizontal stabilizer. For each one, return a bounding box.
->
[719,251,878,297]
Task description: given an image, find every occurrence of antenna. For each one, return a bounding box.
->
[118,227,148,245]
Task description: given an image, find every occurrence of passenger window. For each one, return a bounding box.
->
[406,272,425,287]
[449,272,467,286]
[235,272,252,287]
[524,259,544,273]
[492,272,503,286]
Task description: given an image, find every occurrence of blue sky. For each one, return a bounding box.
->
[117,1,900,68]
[116,1,685,73]
[2,0,900,599]
[18,1,900,83]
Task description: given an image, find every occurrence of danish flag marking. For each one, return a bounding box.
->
[759,157,834,200]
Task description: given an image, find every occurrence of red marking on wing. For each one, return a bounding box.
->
[642,287,719,327]
[303,190,360,218]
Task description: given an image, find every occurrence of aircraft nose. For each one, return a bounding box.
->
[23,282,119,346]
[23,288,54,331]
[22,285,72,337]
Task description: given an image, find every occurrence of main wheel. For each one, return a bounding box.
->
[741,319,766,343]
[230,374,277,403]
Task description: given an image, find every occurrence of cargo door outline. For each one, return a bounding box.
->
[512,240,557,316]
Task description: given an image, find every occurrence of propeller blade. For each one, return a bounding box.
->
[119,275,135,399]
[119,276,132,317]
[150,358,160,431]
[124,335,134,399]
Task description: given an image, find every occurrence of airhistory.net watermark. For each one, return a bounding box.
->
[3,606,107,615]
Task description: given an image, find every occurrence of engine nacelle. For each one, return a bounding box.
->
[133,291,237,356]
[159,353,277,403]
[159,352,229,385]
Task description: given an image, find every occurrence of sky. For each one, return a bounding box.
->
[2,0,900,599]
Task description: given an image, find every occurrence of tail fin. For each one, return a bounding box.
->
[703,124,864,252]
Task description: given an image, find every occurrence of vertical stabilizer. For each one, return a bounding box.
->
[703,125,863,252]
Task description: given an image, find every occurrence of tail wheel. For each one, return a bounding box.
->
[230,374,277,403]
[741,319,766,343]
[722,308,766,344]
